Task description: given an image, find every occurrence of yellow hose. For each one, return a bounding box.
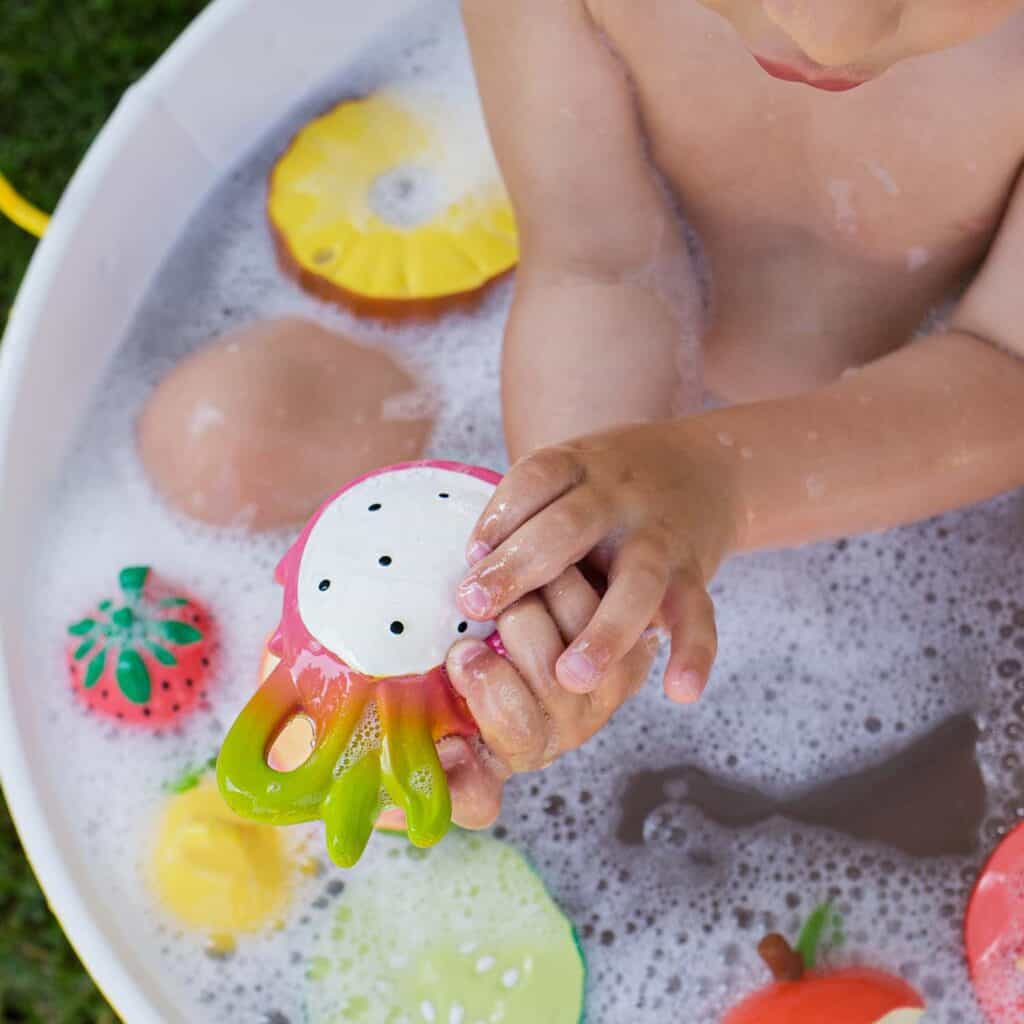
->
[0,172,50,238]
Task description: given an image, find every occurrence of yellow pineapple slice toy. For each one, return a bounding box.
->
[268,93,519,318]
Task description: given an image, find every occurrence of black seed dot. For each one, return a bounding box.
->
[378,556,392,567]
[116,712,124,720]
[318,579,331,592]
[368,503,382,512]
[142,708,152,717]
[458,621,468,634]
[185,678,194,688]
[438,492,450,499]
[162,681,170,691]
[390,621,405,635]
[101,689,109,699]
[172,704,180,713]
[201,657,210,667]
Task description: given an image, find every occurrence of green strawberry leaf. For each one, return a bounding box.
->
[796,903,841,971]
[83,648,107,689]
[158,597,190,608]
[116,649,151,704]
[99,600,113,612]
[73,638,97,661]
[146,642,178,667]
[119,566,150,596]
[68,619,96,636]
[158,621,203,645]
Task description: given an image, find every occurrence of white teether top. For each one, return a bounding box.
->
[297,466,496,677]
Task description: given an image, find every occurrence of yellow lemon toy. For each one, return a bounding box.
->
[268,93,519,318]
[150,779,292,951]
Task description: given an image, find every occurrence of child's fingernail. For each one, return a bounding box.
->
[559,650,599,691]
[467,540,492,566]
[439,739,469,771]
[458,581,492,618]
[451,639,490,673]
[673,669,705,703]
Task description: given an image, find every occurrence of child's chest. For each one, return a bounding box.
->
[595,1,1024,280]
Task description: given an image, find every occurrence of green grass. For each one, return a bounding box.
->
[1,3,208,1018]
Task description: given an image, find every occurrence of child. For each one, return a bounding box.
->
[430,0,1024,830]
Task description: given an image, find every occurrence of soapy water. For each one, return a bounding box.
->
[15,0,1024,1020]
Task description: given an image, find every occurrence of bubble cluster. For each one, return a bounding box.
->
[16,1,1024,1022]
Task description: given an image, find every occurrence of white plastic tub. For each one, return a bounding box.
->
[0,1,422,1018]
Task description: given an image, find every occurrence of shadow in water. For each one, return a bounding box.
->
[617,713,985,858]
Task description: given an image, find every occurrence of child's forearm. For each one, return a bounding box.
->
[503,256,701,460]
[689,330,1024,553]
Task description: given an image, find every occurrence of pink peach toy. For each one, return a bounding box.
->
[217,461,500,867]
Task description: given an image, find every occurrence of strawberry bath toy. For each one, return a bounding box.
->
[217,461,500,867]
[66,566,216,727]
[723,905,924,1024]
[268,93,519,318]
[965,821,1024,1020]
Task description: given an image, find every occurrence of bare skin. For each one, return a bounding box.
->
[428,0,1024,828]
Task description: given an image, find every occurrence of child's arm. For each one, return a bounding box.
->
[458,171,1024,698]
[463,0,701,457]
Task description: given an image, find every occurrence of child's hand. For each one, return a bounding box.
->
[458,423,741,703]
[442,564,659,828]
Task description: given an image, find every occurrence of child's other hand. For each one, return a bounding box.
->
[458,423,741,703]
[444,564,659,828]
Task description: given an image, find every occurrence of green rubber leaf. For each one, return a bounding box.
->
[83,648,107,689]
[73,638,97,661]
[111,607,135,629]
[158,620,202,645]
[158,597,190,608]
[68,619,96,636]
[164,756,217,794]
[796,902,841,971]
[116,649,151,704]
[146,642,178,667]
[99,600,113,612]
[119,566,150,595]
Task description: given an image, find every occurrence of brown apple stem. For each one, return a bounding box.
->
[758,933,805,982]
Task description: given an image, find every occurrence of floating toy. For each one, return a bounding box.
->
[150,777,292,953]
[723,905,924,1024]
[268,94,519,317]
[307,830,585,1023]
[66,566,216,727]
[217,462,500,867]
[138,318,433,530]
[965,821,1024,1020]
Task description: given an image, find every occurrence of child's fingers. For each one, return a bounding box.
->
[585,631,661,730]
[445,639,552,773]
[467,448,585,562]
[543,565,602,641]
[496,595,580,729]
[458,488,611,620]
[555,534,669,693]
[441,736,508,830]
[661,571,718,704]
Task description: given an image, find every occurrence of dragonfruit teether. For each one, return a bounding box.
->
[66,566,217,727]
[216,461,500,867]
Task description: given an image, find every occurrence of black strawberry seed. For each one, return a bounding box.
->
[142,708,151,717]
[186,679,194,687]
[172,704,180,713]
[201,657,210,667]
[101,689,109,699]
[162,681,170,690]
